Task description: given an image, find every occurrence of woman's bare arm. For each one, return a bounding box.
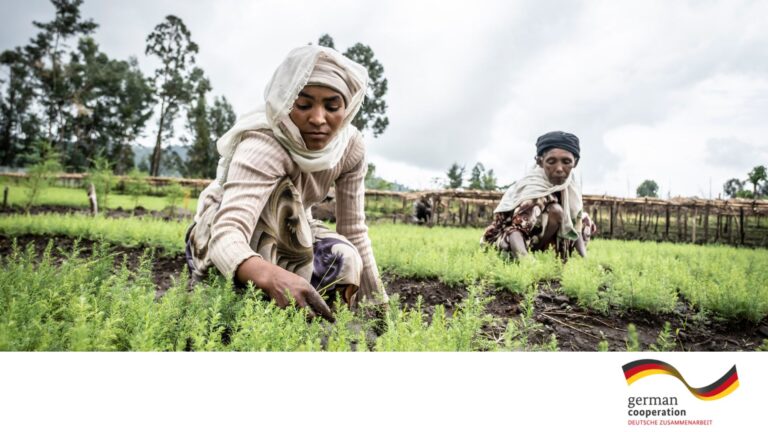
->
[235,256,334,321]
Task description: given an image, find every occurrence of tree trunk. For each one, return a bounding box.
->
[150,100,167,177]
[87,183,98,216]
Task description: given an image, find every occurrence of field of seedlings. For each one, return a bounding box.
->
[2,179,768,353]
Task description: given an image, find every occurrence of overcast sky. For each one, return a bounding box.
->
[3,0,768,197]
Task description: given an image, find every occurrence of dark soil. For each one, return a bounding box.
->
[383,276,767,352]
[0,204,192,221]
[3,233,766,351]
[531,284,768,351]
[0,234,187,294]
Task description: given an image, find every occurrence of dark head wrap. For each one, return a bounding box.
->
[536,131,580,160]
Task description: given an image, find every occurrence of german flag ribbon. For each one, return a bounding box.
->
[622,359,739,400]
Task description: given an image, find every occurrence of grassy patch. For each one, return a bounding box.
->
[2,214,767,323]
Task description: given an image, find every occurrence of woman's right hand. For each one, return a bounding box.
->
[236,256,334,322]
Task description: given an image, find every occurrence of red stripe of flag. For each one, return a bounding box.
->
[624,362,669,379]
[698,371,739,397]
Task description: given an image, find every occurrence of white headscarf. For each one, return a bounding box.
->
[214,45,367,179]
[494,165,584,240]
[194,46,368,217]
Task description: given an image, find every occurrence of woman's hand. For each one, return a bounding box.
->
[236,256,334,322]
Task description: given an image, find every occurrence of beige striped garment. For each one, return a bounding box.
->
[203,129,387,305]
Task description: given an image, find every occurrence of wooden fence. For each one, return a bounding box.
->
[367,189,768,247]
[0,172,211,189]
[3,173,768,247]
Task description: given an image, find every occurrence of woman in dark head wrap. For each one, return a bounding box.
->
[482,131,596,260]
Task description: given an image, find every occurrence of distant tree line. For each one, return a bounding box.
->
[636,179,659,198]
[723,165,768,199]
[635,164,768,200]
[0,0,235,177]
[0,0,237,178]
[364,163,408,191]
[1,2,390,181]
[444,162,499,191]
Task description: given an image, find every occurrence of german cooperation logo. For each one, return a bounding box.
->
[622,359,739,427]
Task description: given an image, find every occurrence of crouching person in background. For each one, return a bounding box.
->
[413,196,432,225]
[482,131,594,261]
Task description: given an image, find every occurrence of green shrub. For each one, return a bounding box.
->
[124,169,150,212]
[164,181,186,216]
[86,155,116,210]
[23,141,62,210]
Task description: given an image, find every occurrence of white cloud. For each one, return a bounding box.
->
[2,0,768,196]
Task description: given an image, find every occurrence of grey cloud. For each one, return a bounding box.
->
[374,1,586,171]
[1,0,56,49]
[705,137,768,168]
[4,0,768,197]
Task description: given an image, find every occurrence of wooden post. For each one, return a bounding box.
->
[727,215,734,244]
[2,186,7,209]
[715,214,721,242]
[664,205,670,240]
[739,208,745,245]
[703,206,709,244]
[597,205,602,232]
[464,201,470,226]
[435,197,440,225]
[635,209,640,231]
[609,202,616,238]
[645,208,652,233]
[617,203,624,234]
[87,183,98,216]
[677,206,682,242]
[683,210,688,242]
[691,208,698,244]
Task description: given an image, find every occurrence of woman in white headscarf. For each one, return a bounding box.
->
[482,131,596,260]
[186,45,387,321]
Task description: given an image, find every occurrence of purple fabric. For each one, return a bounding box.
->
[311,237,346,290]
